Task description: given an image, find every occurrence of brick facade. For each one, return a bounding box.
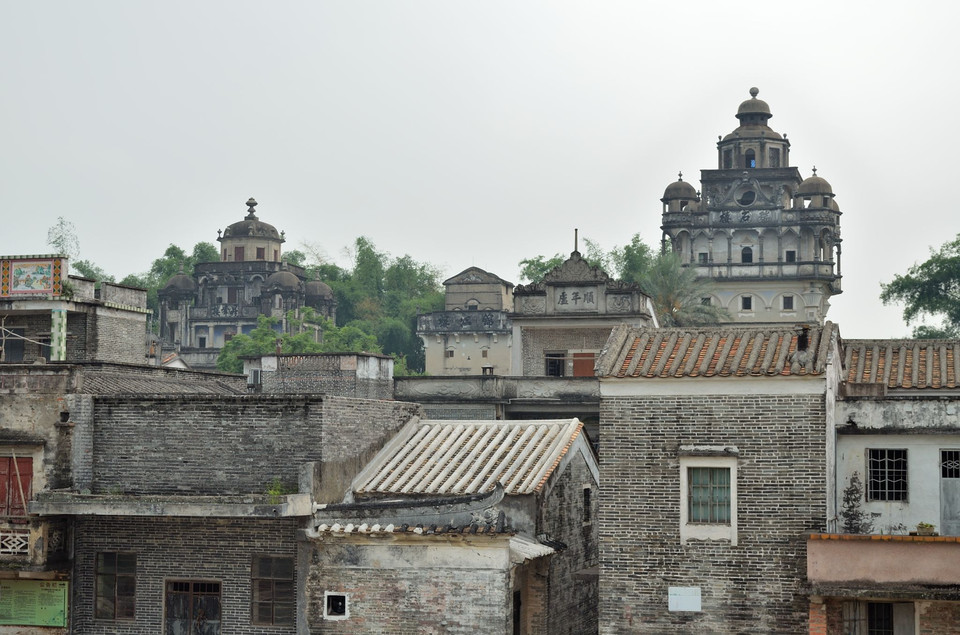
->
[541,447,599,634]
[259,354,393,400]
[87,395,420,496]
[599,392,827,633]
[71,516,299,634]
[521,327,611,376]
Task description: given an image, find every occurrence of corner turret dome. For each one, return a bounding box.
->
[220,198,284,242]
[163,272,196,292]
[662,173,699,202]
[265,269,301,292]
[305,279,334,299]
[798,169,833,196]
[160,270,196,300]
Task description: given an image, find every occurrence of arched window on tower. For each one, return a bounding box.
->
[745,149,756,168]
[741,246,753,263]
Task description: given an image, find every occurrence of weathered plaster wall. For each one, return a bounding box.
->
[306,536,511,634]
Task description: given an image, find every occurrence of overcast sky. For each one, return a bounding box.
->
[3,2,957,338]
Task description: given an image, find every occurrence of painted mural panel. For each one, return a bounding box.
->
[0,257,64,297]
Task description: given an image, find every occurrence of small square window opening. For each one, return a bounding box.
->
[324,592,349,620]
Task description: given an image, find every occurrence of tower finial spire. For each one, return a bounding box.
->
[678,171,683,181]
[749,86,759,98]
[812,165,817,176]
[574,228,579,253]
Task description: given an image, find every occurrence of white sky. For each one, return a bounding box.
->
[3,2,958,338]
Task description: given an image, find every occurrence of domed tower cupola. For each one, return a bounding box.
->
[305,274,338,321]
[796,167,838,210]
[735,87,773,127]
[717,87,790,171]
[661,172,700,213]
[159,266,197,303]
[217,198,286,263]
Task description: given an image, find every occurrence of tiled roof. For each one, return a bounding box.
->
[313,521,510,536]
[598,323,836,379]
[353,419,584,496]
[81,373,243,395]
[843,339,960,389]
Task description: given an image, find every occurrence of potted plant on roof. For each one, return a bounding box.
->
[916,522,936,536]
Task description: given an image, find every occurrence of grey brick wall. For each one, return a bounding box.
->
[67,313,89,361]
[599,392,827,634]
[542,449,599,634]
[521,327,611,376]
[89,395,420,496]
[90,310,147,364]
[72,516,298,634]
[260,355,393,400]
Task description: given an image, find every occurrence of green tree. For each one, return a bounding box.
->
[72,259,115,284]
[282,249,308,267]
[610,234,655,282]
[640,251,728,327]
[192,242,219,264]
[517,254,565,284]
[880,234,960,338]
[217,313,382,373]
[518,234,726,326]
[46,216,80,258]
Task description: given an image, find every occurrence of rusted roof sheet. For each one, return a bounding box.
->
[843,339,960,389]
[354,419,584,496]
[598,323,836,378]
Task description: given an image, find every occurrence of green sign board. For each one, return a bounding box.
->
[0,579,68,627]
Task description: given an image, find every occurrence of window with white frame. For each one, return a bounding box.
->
[867,448,908,501]
[323,591,349,620]
[679,451,738,545]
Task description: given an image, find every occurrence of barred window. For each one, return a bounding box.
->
[96,552,136,620]
[867,449,908,501]
[166,580,220,634]
[688,467,731,523]
[942,450,960,478]
[252,556,294,625]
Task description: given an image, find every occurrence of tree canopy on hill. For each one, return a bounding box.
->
[881,234,960,338]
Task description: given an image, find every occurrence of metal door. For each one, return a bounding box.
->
[940,450,960,536]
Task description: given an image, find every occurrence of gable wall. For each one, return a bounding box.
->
[541,445,599,634]
[599,390,827,633]
[306,537,511,633]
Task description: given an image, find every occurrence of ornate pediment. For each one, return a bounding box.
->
[443,267,512,287]
[542,251,610,284]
